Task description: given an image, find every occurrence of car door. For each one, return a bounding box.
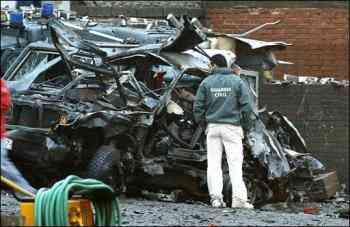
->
[3,46,69,92]
[4,45,73,128]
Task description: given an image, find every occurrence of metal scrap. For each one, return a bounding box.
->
[2,16,339,207]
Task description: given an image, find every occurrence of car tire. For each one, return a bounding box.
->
[85,146,114,185]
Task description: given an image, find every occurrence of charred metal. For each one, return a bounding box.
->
[3,16,338,207]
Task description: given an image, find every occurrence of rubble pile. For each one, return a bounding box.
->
[268,74,349,87]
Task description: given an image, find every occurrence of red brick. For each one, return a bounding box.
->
[207,7,349,80]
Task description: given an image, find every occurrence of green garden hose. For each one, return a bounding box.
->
[34,175,121,226]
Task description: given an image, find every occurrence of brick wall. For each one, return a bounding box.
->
[206,2,349,80]
[260,83,349,191]
[207,2,350,189]
[71,1,349,80]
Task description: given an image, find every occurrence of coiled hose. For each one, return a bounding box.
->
[34,175,121,226]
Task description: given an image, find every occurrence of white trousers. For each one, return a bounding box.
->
[206,123,248,202]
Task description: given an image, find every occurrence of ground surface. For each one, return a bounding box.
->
[1,191,349,226]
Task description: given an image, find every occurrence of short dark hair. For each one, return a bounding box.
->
[210,54,227,67]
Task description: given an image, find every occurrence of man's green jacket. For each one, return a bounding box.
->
[193,68,253,127]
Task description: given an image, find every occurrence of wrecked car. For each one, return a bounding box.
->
[1,14,179,76]
[3,17,338,207]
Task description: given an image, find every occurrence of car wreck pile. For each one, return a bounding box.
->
[2,15,338,207]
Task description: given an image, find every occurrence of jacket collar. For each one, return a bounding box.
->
[212,67,233,75]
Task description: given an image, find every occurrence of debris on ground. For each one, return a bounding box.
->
[1,191,349,226]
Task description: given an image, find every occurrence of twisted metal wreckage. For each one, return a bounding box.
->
[3,16,338,207]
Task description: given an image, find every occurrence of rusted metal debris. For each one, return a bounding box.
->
[2,16,339,207]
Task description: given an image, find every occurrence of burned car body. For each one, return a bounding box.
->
[4,17,338,207]
[1,15,176,77]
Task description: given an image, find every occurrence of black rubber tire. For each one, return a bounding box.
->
[85,147,113,184]
[1,48,22,75]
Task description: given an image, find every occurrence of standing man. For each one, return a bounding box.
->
[193,54,254,209]
[1,79,37,194]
